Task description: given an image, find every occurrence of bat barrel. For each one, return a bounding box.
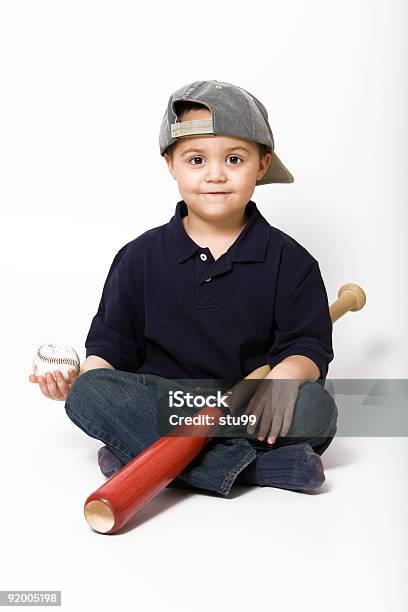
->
[84,406,224,534]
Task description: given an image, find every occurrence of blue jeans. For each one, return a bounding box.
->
[64,369,338,496]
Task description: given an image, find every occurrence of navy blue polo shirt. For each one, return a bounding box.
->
[85,200,333,380]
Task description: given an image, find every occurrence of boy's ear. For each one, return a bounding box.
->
[257,152,272,181]
[164,153,177,180]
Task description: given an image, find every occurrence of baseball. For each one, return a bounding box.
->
[33,343,80,381]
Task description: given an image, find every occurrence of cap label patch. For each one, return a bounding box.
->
[171,118,214,138]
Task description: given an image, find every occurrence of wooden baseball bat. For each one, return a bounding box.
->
[84,283,366,534]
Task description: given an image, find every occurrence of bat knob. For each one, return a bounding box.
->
[84,500,115,534]
[337,283,366,311]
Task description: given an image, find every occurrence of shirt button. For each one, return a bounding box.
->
[204,277,212,282]
[200,253,207,261]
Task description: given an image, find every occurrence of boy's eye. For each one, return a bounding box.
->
[227,155,242,164]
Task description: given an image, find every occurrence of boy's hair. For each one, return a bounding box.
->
[165,100,272,160]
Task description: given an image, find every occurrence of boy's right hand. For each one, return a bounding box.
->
[28,369,79,401]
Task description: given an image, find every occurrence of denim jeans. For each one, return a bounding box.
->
[64,369,338,496]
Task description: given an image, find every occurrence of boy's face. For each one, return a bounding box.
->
[164,108,271,222]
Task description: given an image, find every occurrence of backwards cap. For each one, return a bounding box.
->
[159,80,294,186]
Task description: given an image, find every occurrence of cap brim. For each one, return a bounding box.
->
[256,151,294,185]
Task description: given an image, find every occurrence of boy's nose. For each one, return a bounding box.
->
[204,163,227,181]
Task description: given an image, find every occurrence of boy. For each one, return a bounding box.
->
[31,80,337,494]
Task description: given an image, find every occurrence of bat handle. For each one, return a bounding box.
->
[330,283,366,323]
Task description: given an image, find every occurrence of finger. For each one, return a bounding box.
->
[68,369,79,384]
[280,401,296,437]
[29,374,38,383]
[54,370,73,399]
[44,372,65,400]
[266,383,286,441]
[243,380,269,414]
[37,375,52,399]
[242,398,261,440]
[258,380,275,442]
[246,399,264,434]
[247,383,274,437]
[280,415,294,438]
[257,399,274,439]
[243,393,259,415]
[268,412,284,442]
[242,400,252,415]
[258,383,276,441]
[279,384,298,437]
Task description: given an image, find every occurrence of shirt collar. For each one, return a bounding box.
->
[167,199,270,264]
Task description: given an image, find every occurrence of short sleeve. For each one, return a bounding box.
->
[266,241,334,379]
[85,243,146,372]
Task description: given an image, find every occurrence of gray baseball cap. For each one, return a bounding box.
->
[159,80,294,186]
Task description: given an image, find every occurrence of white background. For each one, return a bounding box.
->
[0,1,406,610]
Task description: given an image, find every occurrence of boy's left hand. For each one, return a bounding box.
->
[243,379,301,445]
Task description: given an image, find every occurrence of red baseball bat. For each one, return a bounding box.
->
[84,283,366,534]
[84,365,269,534]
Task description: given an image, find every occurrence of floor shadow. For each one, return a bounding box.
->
[322,438,359,469]
[170,482,254,500]
[112,487,195,534]
[109,479,255,534]
[225,484,257,499]
[102,465,340,535]
[296,479,333,495]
